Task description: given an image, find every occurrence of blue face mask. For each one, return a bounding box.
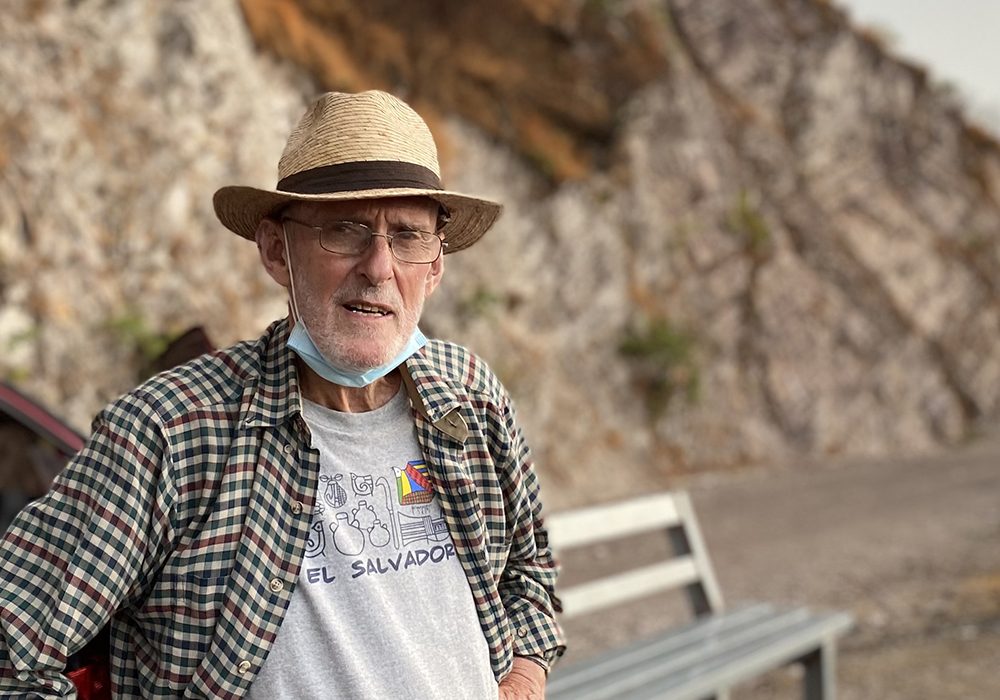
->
[287,320,426,388]
[282,222,427,388]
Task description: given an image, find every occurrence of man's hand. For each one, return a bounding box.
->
[498,656,546,700]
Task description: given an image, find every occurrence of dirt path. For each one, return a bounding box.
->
[556,435,1000,698]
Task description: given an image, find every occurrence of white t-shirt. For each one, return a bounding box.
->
[247,388,497,700]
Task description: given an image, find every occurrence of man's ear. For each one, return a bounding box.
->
[424,254,444,299]
[256,218,291,289]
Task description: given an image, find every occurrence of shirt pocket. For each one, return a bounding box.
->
[134,572,230,674]
[487,529,510,575]
[168,572,230,622]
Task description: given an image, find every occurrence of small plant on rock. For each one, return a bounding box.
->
[619,316,700,417]
[726,188,772,260]
[104,309,179,380]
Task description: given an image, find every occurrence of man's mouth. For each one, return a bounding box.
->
[344,303,392,317]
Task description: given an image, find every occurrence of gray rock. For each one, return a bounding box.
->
[1,0,998,508]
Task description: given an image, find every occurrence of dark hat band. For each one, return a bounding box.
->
[278,161,442,195]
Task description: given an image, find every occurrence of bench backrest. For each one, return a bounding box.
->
[546,491,724,620]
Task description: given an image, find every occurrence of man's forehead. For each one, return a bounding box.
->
[284,197,438,222]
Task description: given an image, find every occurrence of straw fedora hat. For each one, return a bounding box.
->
[213,90,502,253]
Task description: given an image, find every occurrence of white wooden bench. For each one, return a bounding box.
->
[544,491,853,700]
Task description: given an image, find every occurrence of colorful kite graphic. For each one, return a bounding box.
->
[395,461,433,505]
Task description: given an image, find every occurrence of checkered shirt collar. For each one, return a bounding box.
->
[240,318,303,429]
[239,317,461,429]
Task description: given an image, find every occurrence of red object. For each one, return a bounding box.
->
[67,661,111,700]
[0,383,85,456]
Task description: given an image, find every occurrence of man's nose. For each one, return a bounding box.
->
[356,233,395,285]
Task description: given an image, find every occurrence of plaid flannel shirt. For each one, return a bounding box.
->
[0,318,564,698]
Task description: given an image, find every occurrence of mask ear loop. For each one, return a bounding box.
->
[282,220,303,325]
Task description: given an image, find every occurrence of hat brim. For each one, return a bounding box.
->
[213,185,502,254]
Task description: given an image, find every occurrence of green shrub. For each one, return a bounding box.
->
[726,188,771,257]
[104,310,179,379]
[458,284,506,320]
[620,317,700,416]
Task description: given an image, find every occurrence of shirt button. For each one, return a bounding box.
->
[283,443,295,455]
[238,660,252,675]
[291,501,303,515]
[268,578,284,593]
[517,628,528,638]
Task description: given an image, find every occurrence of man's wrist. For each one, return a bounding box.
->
[499,656,547,699]
[515,654,548,673]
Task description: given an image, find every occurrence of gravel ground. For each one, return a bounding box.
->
[553,434,1000,698]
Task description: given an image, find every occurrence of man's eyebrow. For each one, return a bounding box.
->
[342,213,436,231]
[391,220,436,231]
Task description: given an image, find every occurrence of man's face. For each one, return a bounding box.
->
[264,197,444,372]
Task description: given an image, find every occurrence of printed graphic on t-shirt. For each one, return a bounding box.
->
[302,459,457,586]
[396,462,433,504]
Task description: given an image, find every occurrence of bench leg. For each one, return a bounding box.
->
[802,642,837,700]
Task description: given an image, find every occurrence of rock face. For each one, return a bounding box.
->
[2,0,999,507]
[0,0,310,423]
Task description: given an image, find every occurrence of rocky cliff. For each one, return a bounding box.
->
[2,0,999,507]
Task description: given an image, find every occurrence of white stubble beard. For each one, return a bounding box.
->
[293,274,425,372]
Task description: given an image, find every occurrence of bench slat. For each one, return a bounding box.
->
[546,494,681,550]
[550,609,852,700]
[624,612,855,700]
[546,604,775,694]
[559,557,699,619]
[549,607,813,700]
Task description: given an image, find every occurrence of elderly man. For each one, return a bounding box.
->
[0,91,564,699]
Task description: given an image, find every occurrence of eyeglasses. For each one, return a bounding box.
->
[281,216,447,264]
